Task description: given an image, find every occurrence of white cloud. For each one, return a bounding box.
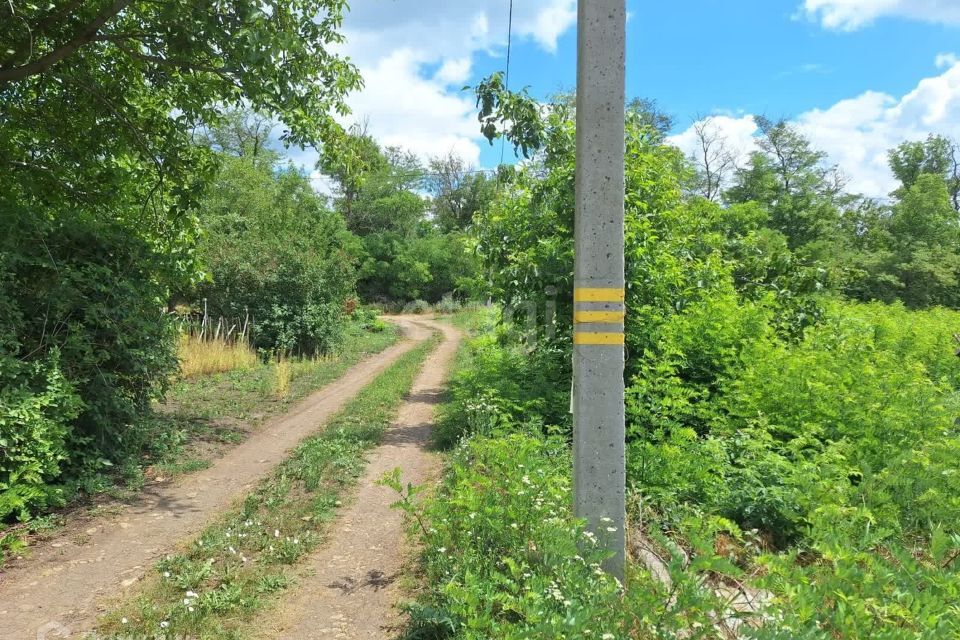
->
[319,1,575,173]
[346,49,481,165]
[936,52,959,69]
[801,0,960,31]
[670,57,960,198]
[435,58,473,87]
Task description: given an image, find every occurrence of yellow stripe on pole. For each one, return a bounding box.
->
[574,310,625,323]
[574,332,625,345]
[574,287,625,302]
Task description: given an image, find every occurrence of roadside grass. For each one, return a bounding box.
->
[146,322,402,478]
[97,331,439,639]
[178,334,259,378]
[0,323,401,568]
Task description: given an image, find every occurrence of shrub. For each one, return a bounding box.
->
[0,351,82,521]
[403,299,432,315]
[433,328,569,449]
[1,214,178,516]
[399,432,725,639]
[196,155,357,356]
[434,294,462,315]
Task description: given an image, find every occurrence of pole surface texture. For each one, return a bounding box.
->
[573,0,627,579]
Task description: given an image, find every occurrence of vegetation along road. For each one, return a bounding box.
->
[0,317,452,638]
[5,1,960,638]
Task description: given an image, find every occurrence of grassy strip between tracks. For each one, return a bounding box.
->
[97,330,440,639]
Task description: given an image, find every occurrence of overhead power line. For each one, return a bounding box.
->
[499,0,514,168]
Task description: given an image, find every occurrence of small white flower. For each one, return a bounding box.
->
[437,547,447,554]
[160,621,170,629]
[185,590,198,598]
[606,527,617,533]
[602,634,615,639]
[511,523,519,529]
[188,606,195,612]
[228,546,236,554]
[163,571,171,578]
[274,529,280,538]
[121,618,128,624]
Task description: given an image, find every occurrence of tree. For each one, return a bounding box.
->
[320,131,482,302]
[197,151,357,355]
[0,0,361,513]
[427,152,496,232]
[889,135,960,210]
[844,174,960,308]
[1,0,361,267]
[726,117,845,253]
[627,97,674,142]
[887,174,960,307]
[205,110,275,158]
[317,121,390,219]
[687,116,737,202]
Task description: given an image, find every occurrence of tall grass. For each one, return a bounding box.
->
[177,334,258,378]
[272,355,292,400]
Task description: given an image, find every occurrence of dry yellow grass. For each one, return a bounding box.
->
[273,355,292,400]
[178,334,259,377]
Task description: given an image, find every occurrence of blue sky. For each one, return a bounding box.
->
[475,1,956,135]
[298,1,960,198]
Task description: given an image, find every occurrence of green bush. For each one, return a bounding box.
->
[400,431,725,639]
[351,307,388,332]
[433,326,570,449]
[0,351,81,521]
[1,214,178,520]
[402,299,433,315]
[196,155,356,356]
[434,294,462,315]
[423,297,960,636]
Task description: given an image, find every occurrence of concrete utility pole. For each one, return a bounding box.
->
[572,0,627,579]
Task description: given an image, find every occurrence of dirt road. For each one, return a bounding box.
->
[0,317,438,640]
[256,319,460,639]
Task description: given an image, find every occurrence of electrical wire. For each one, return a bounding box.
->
[498,0,514,169]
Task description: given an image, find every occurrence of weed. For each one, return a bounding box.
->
[403,299,432,315]
[272,356,292,400]
[178,334,258,378]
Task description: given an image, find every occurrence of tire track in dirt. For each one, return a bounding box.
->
[0,317,434,640]
[257,318,461,639]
